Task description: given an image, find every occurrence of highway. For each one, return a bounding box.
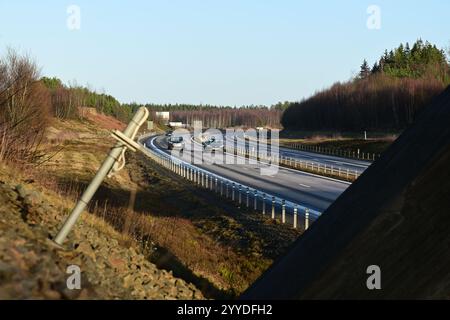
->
[144,135,353,214]
[233,134,371,174]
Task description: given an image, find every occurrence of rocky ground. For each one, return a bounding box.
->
[0,168,203,299]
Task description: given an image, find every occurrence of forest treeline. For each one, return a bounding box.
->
[0,48,282,165]
[282,40,450,132]
[169,108,281,128]
[3,39,448,166]
[41,77,133,122]
[40,80,283,128]
[0,49,138,164]
[121,103,282,128]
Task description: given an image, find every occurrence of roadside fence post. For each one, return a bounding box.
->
[262,194,266,215]
[238,185,242,205]
[232,183,235,201]
[305,208,310,230]
[246,187,249,208]
[271,196,275,219]
[293,205,298,229]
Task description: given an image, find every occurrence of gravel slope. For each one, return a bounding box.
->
[0,168,203,300]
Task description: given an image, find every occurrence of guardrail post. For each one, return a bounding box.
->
[293,205,298,229]
[238,185,242,205]
[246,187,249,208]
[271,196,275,219]
[210,176,213,191]
[254,190,257,210]
[232,183,235,201]
[282,200,286,223]
[262,194,266,215]
[305,208,310,230]
[215,177,218,192]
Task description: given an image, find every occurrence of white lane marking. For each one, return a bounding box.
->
[299,183,311,188]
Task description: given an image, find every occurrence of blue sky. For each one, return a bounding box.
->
[0,1,449,106]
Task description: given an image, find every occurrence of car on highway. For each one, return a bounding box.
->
[168,136,184,151]
[202,136,215,148]
[202,136,224,152]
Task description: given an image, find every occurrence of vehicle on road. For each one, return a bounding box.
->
[202,136,224,152]
[168,136,184,151]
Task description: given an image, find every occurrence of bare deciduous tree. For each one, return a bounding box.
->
[0,48,51,164]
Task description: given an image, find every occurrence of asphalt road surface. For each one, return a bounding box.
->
[145,135,352,214]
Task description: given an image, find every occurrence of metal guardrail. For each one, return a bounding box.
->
[232,135,362,181]
[228,146,362,181]
[138,134,322,230]
[285,143,380,162]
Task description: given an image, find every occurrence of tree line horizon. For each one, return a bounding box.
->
[2,38,448,159]
[282,39,450,132]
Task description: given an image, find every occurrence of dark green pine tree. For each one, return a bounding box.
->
[371,62,381,74]
[359,59,371,79]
